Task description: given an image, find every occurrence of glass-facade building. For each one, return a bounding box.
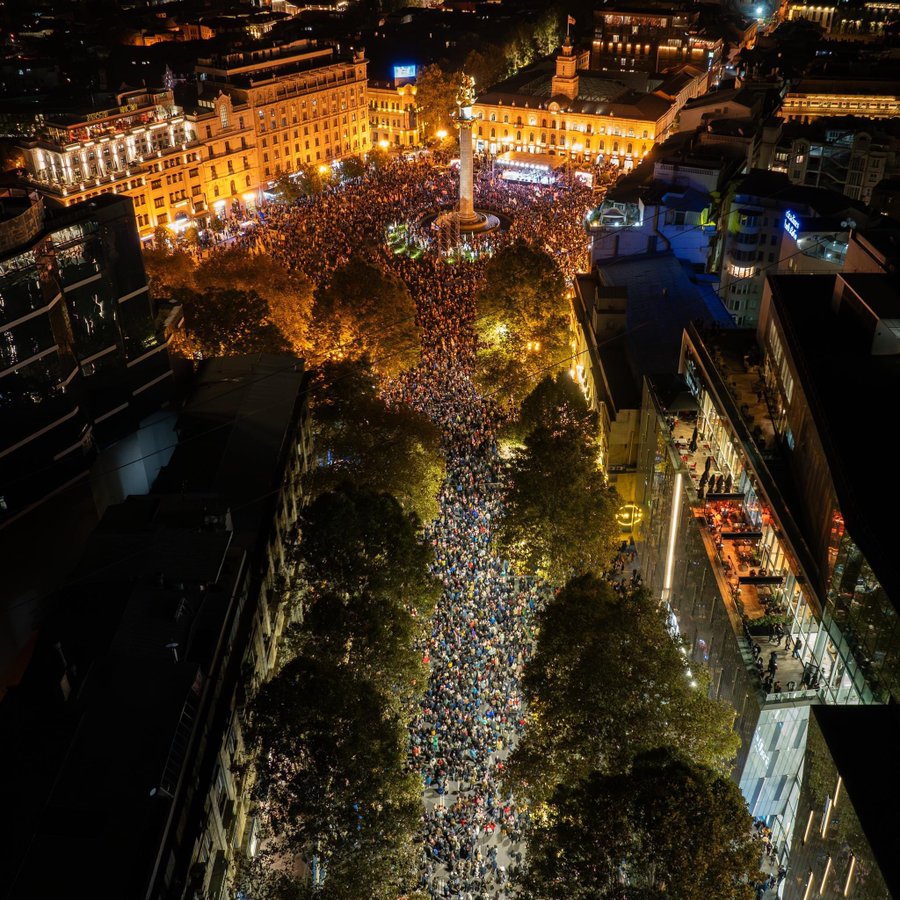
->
[636,271,900,873]
[783,706,898,900]
[0,191,173,519]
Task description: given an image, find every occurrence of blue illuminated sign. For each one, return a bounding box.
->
[784,209,800,241]
[393,64,417,80]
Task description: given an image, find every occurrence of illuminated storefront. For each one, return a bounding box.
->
[636,320,892,866]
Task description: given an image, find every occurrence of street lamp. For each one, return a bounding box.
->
[378,139,390,150]
[436,129,448,141]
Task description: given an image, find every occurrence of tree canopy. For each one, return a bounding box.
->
[522,748,761,900]
[243,482,437,897]
[308,358,444,521]
[248,656,417,866]
[312,257,420,378]
[493,419,618,582]
[506,575,740,807]
[143,245,315,355]
[171,286,290,358]
[297,483,439,611]
[194,248,315,353]
[506,371,595,443]
[414,64,461,137]
[474,242,569,406]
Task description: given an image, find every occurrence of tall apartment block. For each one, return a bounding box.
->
[194,41,369,183]
[0,191,173,520]
[635,239,900,875]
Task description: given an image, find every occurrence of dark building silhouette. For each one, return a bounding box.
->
[0,191,174,520]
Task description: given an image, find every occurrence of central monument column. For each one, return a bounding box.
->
[431,73,500,250]
[455,81,478,224]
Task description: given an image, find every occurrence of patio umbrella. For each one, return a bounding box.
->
[705,456,713,473]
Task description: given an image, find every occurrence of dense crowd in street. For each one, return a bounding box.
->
[244,154,595,897]
[239,154,610,896]
[384,236,538,896]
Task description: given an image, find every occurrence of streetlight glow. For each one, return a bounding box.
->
[436,129,448,140]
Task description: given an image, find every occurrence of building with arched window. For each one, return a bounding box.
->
[472,40,707,171]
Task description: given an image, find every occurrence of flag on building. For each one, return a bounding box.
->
[567,14,576,25]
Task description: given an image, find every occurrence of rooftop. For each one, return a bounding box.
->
[596,251,733,376]
[153,354,308,553]
[475,57,674,121]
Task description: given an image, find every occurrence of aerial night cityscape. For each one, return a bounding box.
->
[1,0,899,896]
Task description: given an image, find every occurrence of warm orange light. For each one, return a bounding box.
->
[436,129,448,140]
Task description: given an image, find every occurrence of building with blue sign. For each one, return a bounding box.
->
[714,169,867,327]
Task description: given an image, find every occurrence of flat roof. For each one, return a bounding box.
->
[153,354,307,553]
[597,251,733,376]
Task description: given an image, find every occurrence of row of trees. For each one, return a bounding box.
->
[238,355,443,897]
[144,247,421,378]
[509,575,759,898]
[243,484,437,899]
[486,377,759,896]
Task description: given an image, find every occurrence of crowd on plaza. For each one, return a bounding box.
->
[239,154,594,289]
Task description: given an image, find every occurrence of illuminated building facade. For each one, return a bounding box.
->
[713,169,865,326]
[637,270,900,874]
[368,81,420,148]
[782,80,900,122]
[783,0,899,38]
[195,42,369,180]
[473,42,706,170]
[590,0,722,74]
[16,44,368,237]
[0,191,174,519]
[18,88,211,234]
[783,706,899,900]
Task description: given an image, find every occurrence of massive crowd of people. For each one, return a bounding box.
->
[245,154,593,289]
[245,154,596,897]
[230,154,642,896]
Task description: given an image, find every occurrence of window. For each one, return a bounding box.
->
[154,197,165,209]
